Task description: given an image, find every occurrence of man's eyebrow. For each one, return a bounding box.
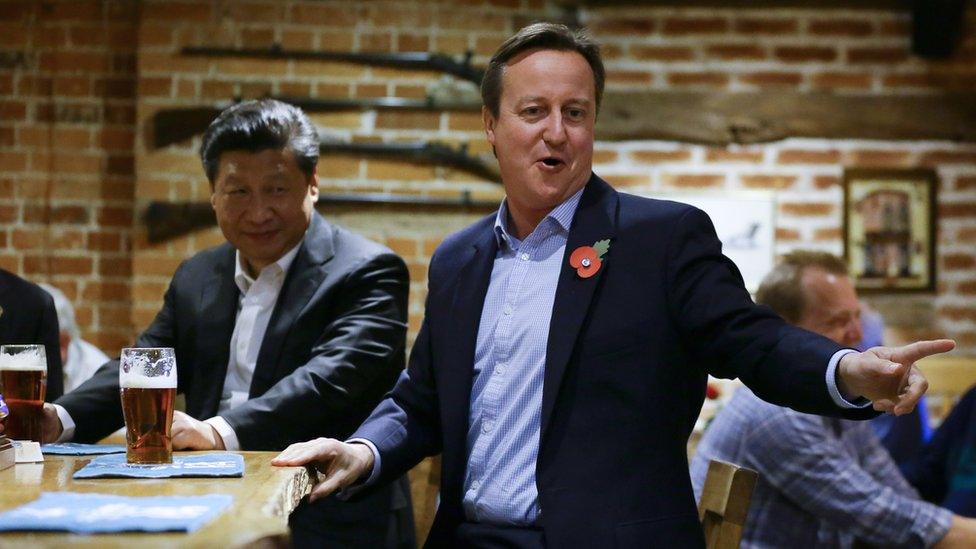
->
[514,96,592,106]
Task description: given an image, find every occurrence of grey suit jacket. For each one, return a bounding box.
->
[57,212,409,450]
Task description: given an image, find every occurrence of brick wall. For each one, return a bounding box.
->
[0,0,137,352]
[2,0,975,355]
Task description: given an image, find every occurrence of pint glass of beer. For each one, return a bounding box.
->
[119,347,177,464]
[0,345,47,441]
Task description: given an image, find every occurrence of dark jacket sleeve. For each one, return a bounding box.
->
[56,262,183,442]
[665,207,877,420]
[37,291,64,401]
[221,252,409,450]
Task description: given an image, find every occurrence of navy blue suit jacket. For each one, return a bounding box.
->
[354,175,876,547]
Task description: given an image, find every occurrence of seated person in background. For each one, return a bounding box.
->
[862,302,933,466]
[903,385,976,517]
[691,250,976,548]
[38,283,109,393]
[41,99,415,547]
[0,269,63,401]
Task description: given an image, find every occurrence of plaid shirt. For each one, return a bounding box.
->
[691,388,952,548]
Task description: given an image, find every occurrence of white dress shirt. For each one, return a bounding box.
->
[55,242,301,446]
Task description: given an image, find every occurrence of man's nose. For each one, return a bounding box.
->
[243,194,274,223]
[542,113,568,146]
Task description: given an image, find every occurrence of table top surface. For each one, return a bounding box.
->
[0,450,312,548]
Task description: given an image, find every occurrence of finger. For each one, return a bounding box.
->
[308,473,349,503]
[873,399,895,413]
[272,439,335,467]
[893,374,928,416]
[888,339,956,365]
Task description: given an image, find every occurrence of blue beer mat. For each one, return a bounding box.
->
[0,492,233,533]
[41,443,126,455]
[73,452,245,479]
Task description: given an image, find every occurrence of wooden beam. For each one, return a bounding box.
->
[596,92,976,145]
[570,0,925,8]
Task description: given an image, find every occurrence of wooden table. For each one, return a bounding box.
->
[0,451,313,548]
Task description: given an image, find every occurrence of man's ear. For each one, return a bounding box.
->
[482,106,497,158]
[209,183,217,210]
[309,172,320,202]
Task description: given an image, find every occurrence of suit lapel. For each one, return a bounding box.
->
[195,247,239,418]
[441,221,498,463]
[250,213,334,396]
[540,176,618,442]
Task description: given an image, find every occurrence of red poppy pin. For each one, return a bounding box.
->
[569,239,610,279]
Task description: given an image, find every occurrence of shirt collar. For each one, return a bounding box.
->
[234,240,302,294]
[493,185,586,250]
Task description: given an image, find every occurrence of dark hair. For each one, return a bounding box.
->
[481,22,605,118]
[199,98,319,185]
[755,250,850,323]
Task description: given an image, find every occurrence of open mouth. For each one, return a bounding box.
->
[539,157,565,168]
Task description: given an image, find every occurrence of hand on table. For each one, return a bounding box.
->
[41,403,63,443]
[172,410,225,450]
[837,339,954,415]
[271,438,374,502]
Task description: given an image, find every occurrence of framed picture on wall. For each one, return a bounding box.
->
[843,168,937,293]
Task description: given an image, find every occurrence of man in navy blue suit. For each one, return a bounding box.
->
[274,23,953,547]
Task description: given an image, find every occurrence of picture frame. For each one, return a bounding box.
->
[843,168,937,293]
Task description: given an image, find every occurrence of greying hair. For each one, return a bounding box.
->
[39,283,78,339]
[199,99,319,185]
[755,250,850,323]
[481,22,605,118]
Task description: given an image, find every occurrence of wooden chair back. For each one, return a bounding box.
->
[698,459,759,549]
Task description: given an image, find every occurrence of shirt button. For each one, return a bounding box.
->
[503,304,513,316]
[520,252,530,261]
[471,480,481,490]
[482,421,494,434]
[495,364,506,375]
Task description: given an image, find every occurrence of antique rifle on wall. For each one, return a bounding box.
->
[319,140,499,183]
[182,45,485,85]
[152,95,482,148]
[145,191,499,243]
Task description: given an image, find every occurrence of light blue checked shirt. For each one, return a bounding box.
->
[460,188,584,525]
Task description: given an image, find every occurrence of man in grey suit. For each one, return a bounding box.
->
[41,99,415,547]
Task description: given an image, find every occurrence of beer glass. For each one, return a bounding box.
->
[0,345,47,441]
[119,347,177,464]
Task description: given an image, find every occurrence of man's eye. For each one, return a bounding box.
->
[567,108,586,120]
[522,106,542,117]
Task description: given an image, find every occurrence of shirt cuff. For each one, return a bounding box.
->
[204,416,240,451]
[918,504,953,548]
[346,438,381,486]
[53,404,75,442]
[827,349,872,409]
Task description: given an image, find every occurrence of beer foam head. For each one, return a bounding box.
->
[0,347,46,371]
[119,372,176,389]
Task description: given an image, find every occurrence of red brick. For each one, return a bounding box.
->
[590,18,657,34]
[847,149,913,167]
[667,72,730,87]
[0,126,13,147]
[97,127,134,150]
[738,72,803,88]
[811,174,843,192]
[920,151,976,165]
[734,18,797,35]
[593,150,619,164]
[24,255,92,276]
[94,77,136,99]
[142,2,212,22]
[705,44,766,60]
[603,174,652,188]
[811,72,873,90]
[939,305,976,321]
[98,206,133,227]
[777,149,841,164]
[375,112,441,131]
[706,149,764,163]
[11,229,44,250]
[630,45,695,61]
[41,0,102,20]
[958,280,976,295]
[0,151,27,171]
[88,231,123,252]
[780,202,834,216]
[848,47,909,64]
[83,282,130,302]
[944,253,976,270]
[398,34,430,53]
[99,257,131,277]
[0,101,27,121]
[776,227,801,241]
[955,176,976,190]
[663,17,729,35]
[809,19,874,37]
[940,203,976,218]
[775,46,837,62]
[632,150,692,163]
[0,205,17,223]
[606,70,654,85]
[740,175,797,189]
[879,19,912,36]
[663,174,725,188]
[957,228,976,242]
[361,33,393,52]
[48,229,86,250]
[39,52,111,73]
[813,227,842,240]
